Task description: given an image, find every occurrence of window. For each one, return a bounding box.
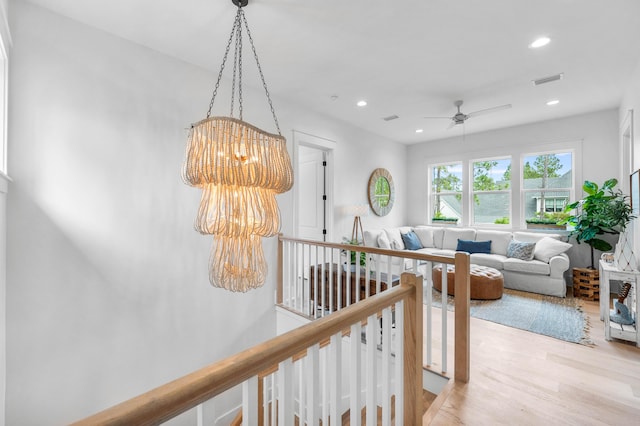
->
[431,162,462,223]
[522,152,573,225]
[471,157,511,225]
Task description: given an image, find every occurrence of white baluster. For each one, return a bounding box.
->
[366,314,377,426]
[350,322,362,426]
[306,344,320,424]
[242,376,258,425]
[394,300,404,421]
[441,262,448,374]
[329,333,342,424]
[381,307,392,426]
[278,359,294,426]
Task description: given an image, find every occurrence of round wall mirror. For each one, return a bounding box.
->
[368,168,395,216]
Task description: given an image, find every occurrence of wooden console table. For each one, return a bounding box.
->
[599,259,640,346]
[309,263,400,311]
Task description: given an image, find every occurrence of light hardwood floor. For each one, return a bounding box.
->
[426,298,640,425]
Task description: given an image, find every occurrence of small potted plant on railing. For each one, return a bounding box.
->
[341,237,367,271]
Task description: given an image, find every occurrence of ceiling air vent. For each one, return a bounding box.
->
[382,115,399,121]
[532,73,564,86]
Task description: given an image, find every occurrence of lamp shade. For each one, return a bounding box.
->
[345,204,370,217]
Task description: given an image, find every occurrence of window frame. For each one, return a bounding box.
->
[428,161,463,224]
[520,150,575,229]
[470,156,512,227]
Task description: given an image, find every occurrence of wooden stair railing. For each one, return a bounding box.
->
[277,235,470,383]
[71,273,423,425]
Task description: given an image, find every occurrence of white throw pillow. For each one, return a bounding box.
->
[442,228,476,250]
[384,228,405,250]
[377,233,391,249]
[476,230,513,255]
[413,227,435,248]
[533,237,572,262]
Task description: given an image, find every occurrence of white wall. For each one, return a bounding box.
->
[6,2,406,424]
[0,173,7,426]
[0,0,9,424]
[407,109,620,268]
[620,58,640,272]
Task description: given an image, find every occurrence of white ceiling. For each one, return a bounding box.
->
[23,0,640,144]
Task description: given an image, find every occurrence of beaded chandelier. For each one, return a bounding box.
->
[182,0,293,292]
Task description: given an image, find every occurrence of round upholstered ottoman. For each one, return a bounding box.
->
[432,264,504,300]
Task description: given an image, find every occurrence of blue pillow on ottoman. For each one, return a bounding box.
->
[401,231,423,250]
[456,239,492,254]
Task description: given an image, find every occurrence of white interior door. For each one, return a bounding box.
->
[298,145,326,241]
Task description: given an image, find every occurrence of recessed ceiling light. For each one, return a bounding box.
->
[357,100,367,107]
[415,129,424,133]
[529,36,551,49]
[546,99,560,106]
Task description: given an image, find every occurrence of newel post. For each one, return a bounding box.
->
[454,252,471,383]
[401,272,423,424]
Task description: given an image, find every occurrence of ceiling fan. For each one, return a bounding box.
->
[425,100,512,128]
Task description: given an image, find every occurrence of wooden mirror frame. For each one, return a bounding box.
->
[368,168,395,216]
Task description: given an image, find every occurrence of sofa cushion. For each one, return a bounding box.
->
[401,231,423,250]
[507,240,536,261]
[476,230,512,256]
[364,229,384,247]
[470,253,507,270]
[377,232,391,249]
[457,239,491,254]
[534,237,572,263]
[442,228,476,250]
[413,227,435,248]
[384,228,406,250]
[503,258,551,275]
[512,231,562,243]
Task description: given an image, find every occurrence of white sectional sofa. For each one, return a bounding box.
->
[363,226,572,297]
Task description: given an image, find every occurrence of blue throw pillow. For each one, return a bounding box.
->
[456,239,491,254]
[401,231,423,250]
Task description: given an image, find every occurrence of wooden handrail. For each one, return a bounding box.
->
[278,234,457,265]
[71,282,416,426]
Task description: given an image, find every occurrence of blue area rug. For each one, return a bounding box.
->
[429,288,593,346]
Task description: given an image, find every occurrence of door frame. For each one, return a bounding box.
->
[292,130,336,241]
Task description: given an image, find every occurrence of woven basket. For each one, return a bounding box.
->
[573,268,599,301]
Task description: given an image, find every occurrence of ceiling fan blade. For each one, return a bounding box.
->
[423,116,452,120]
[446,120,457,130]
[466,103,512,118]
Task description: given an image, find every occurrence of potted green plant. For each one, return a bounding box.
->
[525,212,569,230]
[560,178,634,269]
[341,237,367,268]
[432,212,459,225]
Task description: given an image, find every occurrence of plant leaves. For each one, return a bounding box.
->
[589,238,612,252]
[583,180,598,195]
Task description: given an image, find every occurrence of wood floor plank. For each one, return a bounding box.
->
[426,297,640,424]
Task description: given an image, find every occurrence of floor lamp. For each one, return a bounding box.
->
[347,205,369,245]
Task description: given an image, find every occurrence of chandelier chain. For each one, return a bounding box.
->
[241,11,282,135]
[206,11,240,119]
[230,17,240,117]
[237,17,244,121]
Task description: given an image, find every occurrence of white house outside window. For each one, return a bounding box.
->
[522,151,573,226]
